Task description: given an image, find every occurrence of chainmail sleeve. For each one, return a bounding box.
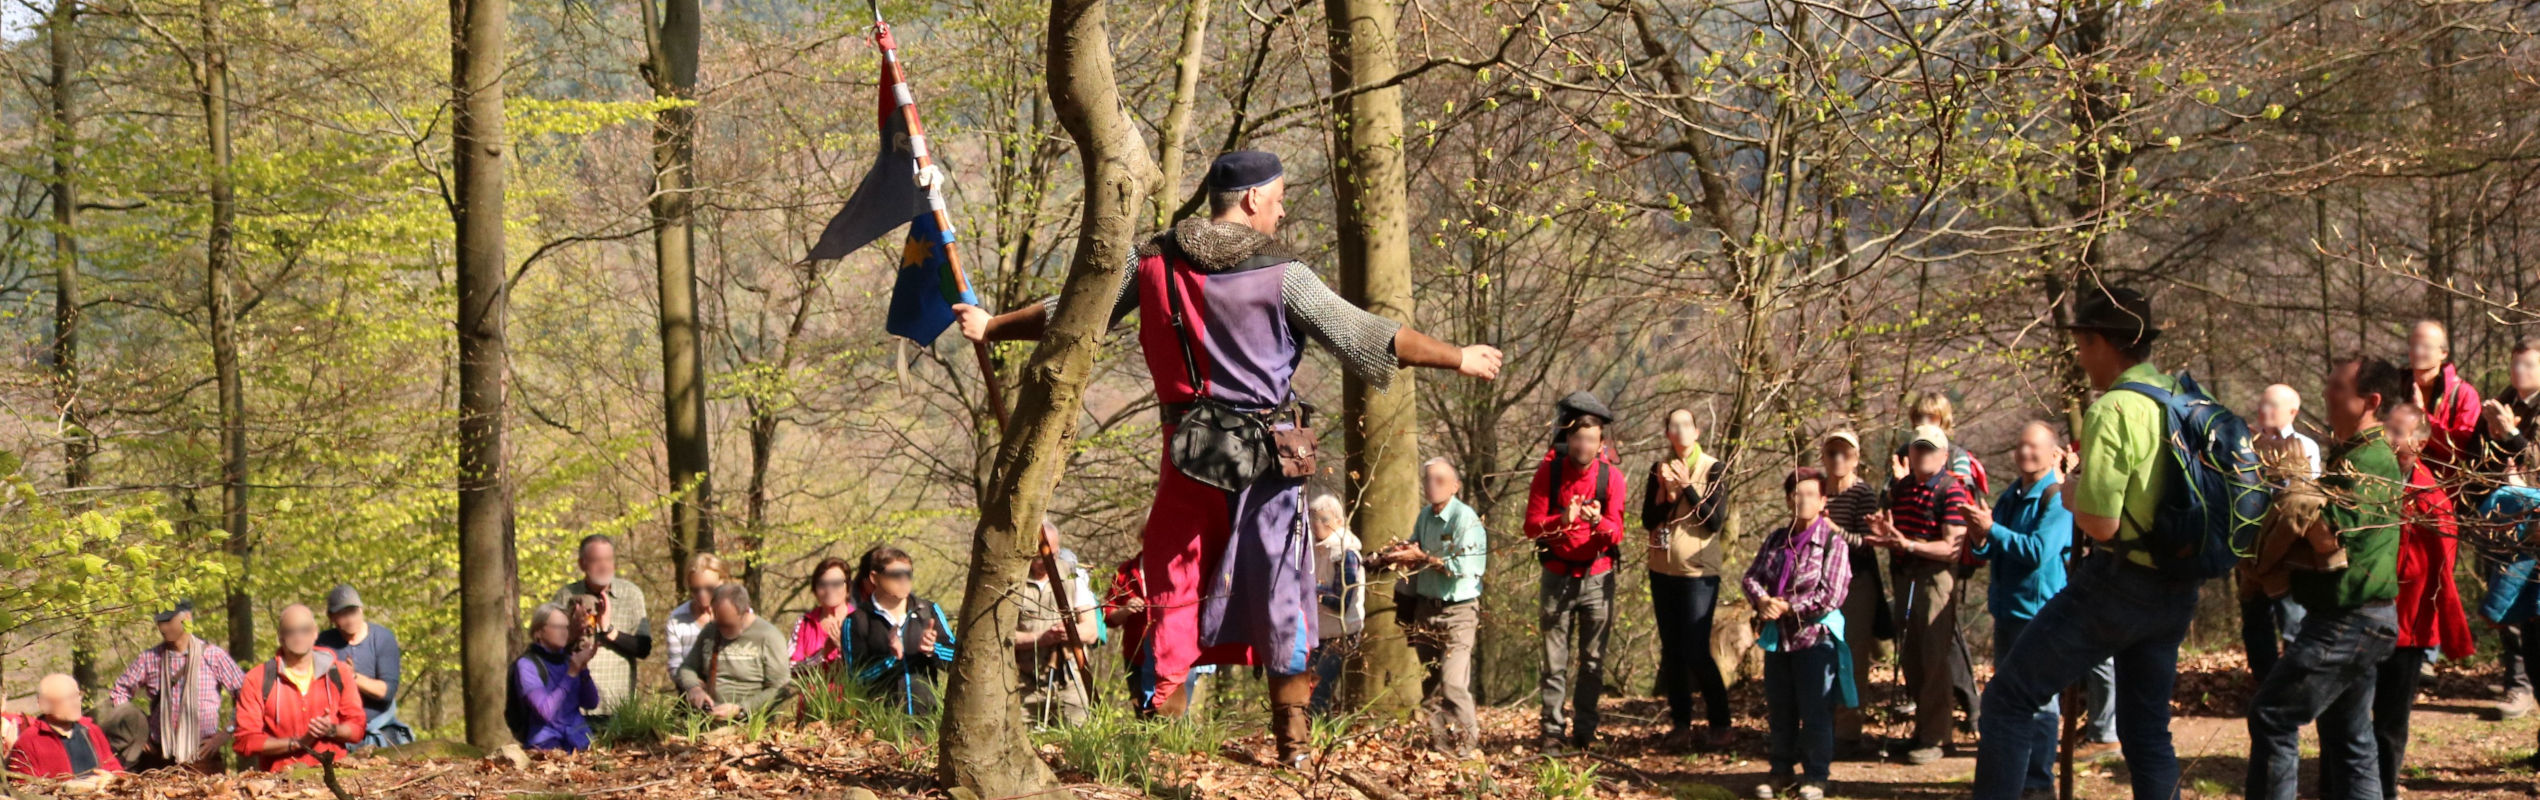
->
[1281,263,1402,390]
[1038,253,1141,327]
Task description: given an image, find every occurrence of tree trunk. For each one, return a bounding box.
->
[937,0,1150,792]
[198,0,252,661]
[1151,0,1211,227]
[52,0,100,693]
[645,0,712,572]
[1322,0,1423,717]
[452,0,517,750]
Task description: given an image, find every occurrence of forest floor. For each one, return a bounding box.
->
[37,652,2540,800]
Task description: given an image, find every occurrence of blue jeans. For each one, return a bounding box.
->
[1309,640,1347,714]
[2082,656,2117,742]
[1992,618,2060,793]
[1764,640,1840,783]
[2242,594,2308,683]
[2246,603,2398,800]
[1974,555,2203,800]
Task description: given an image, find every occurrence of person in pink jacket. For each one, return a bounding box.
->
[1523,391,1628,752]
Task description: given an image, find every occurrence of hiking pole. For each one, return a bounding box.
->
[1039,521,1100,703]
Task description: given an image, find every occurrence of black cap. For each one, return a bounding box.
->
[1204,150,1284,193]
[1555,391,1614,428]
[155,600,196,624]
[2063,285,2160,345]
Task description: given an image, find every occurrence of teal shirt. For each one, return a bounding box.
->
[2291,427,2404,612]
[1412,497,1489,602]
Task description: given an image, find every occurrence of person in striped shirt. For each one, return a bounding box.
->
[1866,424,1974,764]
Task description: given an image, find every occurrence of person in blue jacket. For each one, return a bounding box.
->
[842,546,959,716]
[1961,421,2076,796]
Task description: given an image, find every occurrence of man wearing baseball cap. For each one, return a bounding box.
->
[955,149,1505,767]
[315,585,413,748]
[1865,424,1976,764]
[1817,430,1889,752]
[102,600,245,773]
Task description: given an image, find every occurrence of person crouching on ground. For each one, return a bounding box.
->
[232,604,365,772]
[510,602,600,751]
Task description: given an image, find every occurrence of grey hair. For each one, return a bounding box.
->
[1309,493,1348,520]
[1420,457,1459,478]
[526,602,567,635]
[710,583,755,616]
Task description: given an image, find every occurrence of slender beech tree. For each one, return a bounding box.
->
[937,0,1152,791]
[188,0,253,660]
[643,0,713,574]
[50,0,101,692]
[1151,0,1210,228]
[1324,0,1423,714]
[451,0,517,749]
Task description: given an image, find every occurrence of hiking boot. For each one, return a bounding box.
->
[1904,746,1944,765]
[1536,735,1570,755]
[1704,724,1738,749]
[1270,702,1312,769]
[1795,784,1827,800]
[2499,688,2536,721]
[1753,783,1779,799]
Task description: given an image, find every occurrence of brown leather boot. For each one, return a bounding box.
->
[1272,703,1312,769]
[1269,673,1315,769]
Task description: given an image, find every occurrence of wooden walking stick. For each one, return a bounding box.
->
[1039,521,1099,703]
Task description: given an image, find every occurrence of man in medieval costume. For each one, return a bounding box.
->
[957,150,1503,766]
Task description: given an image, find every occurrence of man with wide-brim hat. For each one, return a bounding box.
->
[954,148,1505,768]
[1973,284,2205,800]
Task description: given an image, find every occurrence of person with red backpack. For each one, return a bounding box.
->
[1865,425,1974,765]
[1524,392,1628,753]
[232,604,365,772]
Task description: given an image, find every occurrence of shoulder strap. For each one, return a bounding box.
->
[1158,246,1211,398]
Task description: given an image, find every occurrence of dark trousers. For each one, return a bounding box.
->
[1764,640,1840,784]
[1650,572,1733,731]
[2363,646,2427,799]
[1973,556,2203,800]
[2246,604,2397,800]
[1992,617,2059,793]
[2242,594,2307,684]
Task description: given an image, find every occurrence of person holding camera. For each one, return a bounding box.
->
[508,603,600,751]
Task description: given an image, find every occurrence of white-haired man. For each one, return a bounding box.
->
[1379,458,1490,756]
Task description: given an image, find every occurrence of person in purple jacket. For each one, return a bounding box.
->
[509,603,600,751]
[1745,467,1853,800]
[957,150,1504,766]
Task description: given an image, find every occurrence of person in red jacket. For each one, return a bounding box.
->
[1524,391,1627,752]
[2375,404,2475,796]
[4,673,123,789]
[2408,320,2483,476]
[233,604,366,771]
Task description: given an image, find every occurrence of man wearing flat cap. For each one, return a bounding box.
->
[103,600,245,773]
[1973,286,2205,800]
[956,149,1503,767]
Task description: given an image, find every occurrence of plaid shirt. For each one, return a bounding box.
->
[108,639,245,743]
[1743,516,1853,651]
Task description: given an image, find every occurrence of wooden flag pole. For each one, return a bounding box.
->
[871,5,1007,429]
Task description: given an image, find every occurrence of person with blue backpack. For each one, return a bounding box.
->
[2244,356,2409,800]
[1974,286,2268,800]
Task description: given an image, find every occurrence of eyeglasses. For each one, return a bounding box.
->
[815,578,851,590]
[879,568,915,580]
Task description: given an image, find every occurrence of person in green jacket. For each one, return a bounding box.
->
[2245,355,2409,800]
[675,584,793,720]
